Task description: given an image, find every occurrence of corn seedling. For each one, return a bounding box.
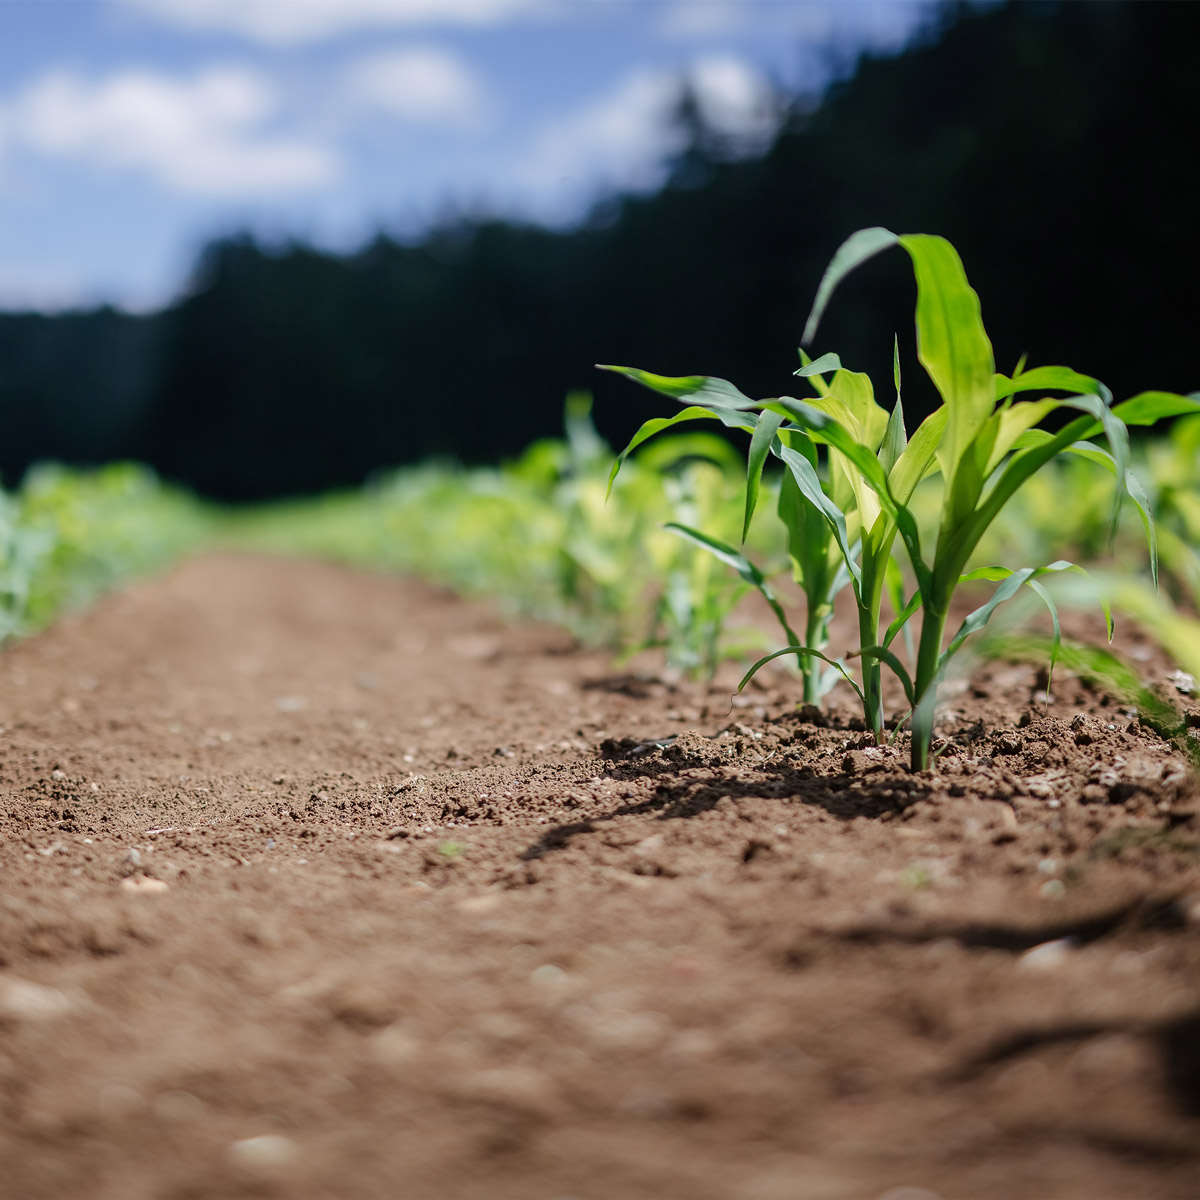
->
[625,431,764,677]
[604,228,1199,770]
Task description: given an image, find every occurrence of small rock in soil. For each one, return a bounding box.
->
[1167,669,1195,695]
[228,1135,299,1172]
[120,874,169,895]
[0,977,73,1021]
[1018,937,1077,970]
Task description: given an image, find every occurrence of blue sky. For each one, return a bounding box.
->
[0,0,939,312]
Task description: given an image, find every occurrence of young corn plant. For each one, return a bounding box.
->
[604,386,848,707]
[603,227,1199,770]
[625,431,765,678]
[602,353,906,718]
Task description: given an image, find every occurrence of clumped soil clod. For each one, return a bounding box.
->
[1,553,1198,1200]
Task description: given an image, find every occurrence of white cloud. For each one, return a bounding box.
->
[689,56,777,140]
[3,66,338,196]
[515,55,777,207]
[115,0,549,44]
[344,46,487,127]
[516,69,670,196]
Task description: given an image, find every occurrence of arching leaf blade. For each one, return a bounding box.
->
[802,227,899,345]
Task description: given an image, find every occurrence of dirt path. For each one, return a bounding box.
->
[1,553,1198,1200]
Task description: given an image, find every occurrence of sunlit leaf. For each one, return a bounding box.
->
[738,644,865,705]
[897,233,995,493]
[744,409,785,542]
[596,365,757,408]
[802,227,900,345]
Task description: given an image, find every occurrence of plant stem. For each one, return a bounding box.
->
[858,603,884,742]
[802,605,828,705]
[858,547,892,743]
[910,601,949,771]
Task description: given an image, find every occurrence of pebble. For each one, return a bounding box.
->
[530,963,569,987]
[582,1008,669,1052]
[1018,936,1077,970]
[456,893,501,914]
[1178,893,1200,926]
[121,874,170,895]
[274,695,307,713]
[1167,669,1196,695]
[0,976,73,1021]
[632,834,665,856]
[371,1023,420,1066]
[454,1066,558,1116]
[228,1134,299,1172]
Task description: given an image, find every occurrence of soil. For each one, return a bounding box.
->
[1,552,1199,1200]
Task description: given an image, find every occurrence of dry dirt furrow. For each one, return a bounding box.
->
[1,553,1198,1200]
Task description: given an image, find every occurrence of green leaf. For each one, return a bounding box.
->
[1010,430,1114,469]
[896,234,995,493]
[802,227,900,345]
[596,365,757,408]
[778,466,835,604]
[887,407,947,503]
[606,404,755,497]
[981,398,1061,477]
[828,368,889,452]
[632,430,744,476]
[773,442,863,591]
[879,344,907,475]
[744,409,785,542]
[664,523,801,652]
[940,394,1132,587]
[882,589,923,650]
[797,348,834,397]
[1007,433,1157,589]
[738,644,865,704]
[770,399,894,499]
[957,566,1071,689]
[941,567,1037,666]
[794,352,843,379]
[994,365,1109,404]
[1112,390,1200,427]
[771,398,929,591]
[1026,578,1061,693]
[883,555,909,634]
[1123,467,1159,590]
[942,560,1105,669]
[853,645,915,706]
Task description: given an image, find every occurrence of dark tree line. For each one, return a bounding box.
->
[0,0,1196,500]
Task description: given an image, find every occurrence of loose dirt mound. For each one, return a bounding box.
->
[1,553,1198,1200]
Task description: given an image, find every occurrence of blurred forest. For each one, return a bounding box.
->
[0,0,1196,501]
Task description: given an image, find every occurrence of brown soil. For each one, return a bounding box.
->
[1,553,1199,1200]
